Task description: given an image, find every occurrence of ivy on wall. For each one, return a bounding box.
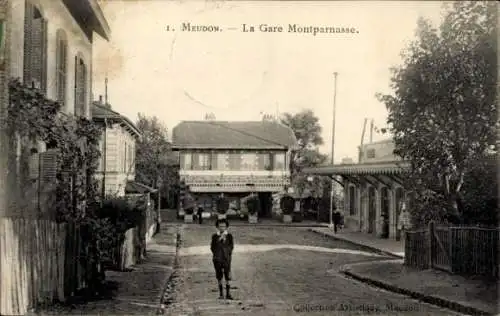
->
[8,78,102,223]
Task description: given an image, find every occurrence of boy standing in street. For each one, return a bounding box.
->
[211,219,234,300]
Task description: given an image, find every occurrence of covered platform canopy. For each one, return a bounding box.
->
[303,161,409,176]
[302,161,410,188]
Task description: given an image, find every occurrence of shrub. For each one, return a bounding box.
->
[280,195,295,215]
[246,195,260,216]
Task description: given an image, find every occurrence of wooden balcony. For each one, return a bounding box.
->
[181,173,290,193]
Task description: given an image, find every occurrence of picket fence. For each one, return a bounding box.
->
[0,218,67,315]
[405,222,500,278]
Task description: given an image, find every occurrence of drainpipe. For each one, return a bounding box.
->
[101,117,107,199]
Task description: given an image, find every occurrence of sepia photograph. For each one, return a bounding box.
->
[0,0,498,315]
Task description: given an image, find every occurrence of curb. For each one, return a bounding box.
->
[157,225,182,314]
[309,229,403,259]
[231,224,329,228]
[341,268,494,316]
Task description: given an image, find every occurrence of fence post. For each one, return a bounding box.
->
[427,220,434,269]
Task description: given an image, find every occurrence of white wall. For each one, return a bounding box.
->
[96,123,137,196]
[9,0,93,117]
[360,139,401,163]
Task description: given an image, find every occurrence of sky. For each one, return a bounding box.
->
[92,0,446,162]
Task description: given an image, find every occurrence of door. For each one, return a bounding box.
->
[368,186,376,233]
[258,192,272,218]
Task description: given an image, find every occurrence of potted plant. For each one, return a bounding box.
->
[246,194,259,224]
[184,206,194,223]
[216,193,229,220]
[281,193,295,223]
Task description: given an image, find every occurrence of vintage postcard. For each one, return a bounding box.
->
[0,0,498,315]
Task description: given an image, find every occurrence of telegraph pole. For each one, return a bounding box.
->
[329,72,338,229]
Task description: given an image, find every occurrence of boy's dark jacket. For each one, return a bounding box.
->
[211,232,234,263]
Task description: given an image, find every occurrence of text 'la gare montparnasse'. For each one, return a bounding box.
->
[242,24,359,35]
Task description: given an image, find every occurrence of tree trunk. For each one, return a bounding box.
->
[447,193,462,224]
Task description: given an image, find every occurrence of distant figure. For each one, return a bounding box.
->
[397,201,411,241]
[333,209,341,234]
[216,193,229,220]
[197,206,204,224]
[211,219,234,300]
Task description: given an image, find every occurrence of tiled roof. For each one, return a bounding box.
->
[92,102,141,138]
[303,161,410,176]
[172,120,298,150]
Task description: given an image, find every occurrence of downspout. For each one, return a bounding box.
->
[101,118,107,199]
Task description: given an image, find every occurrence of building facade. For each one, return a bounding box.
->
[0,1,110,314]
[0,0,110,217]
[92,97,148,197]
[305,139,411,240]
[172,120,298,217]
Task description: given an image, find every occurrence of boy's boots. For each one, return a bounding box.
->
[218,284,224,299]
[225,284,233,300]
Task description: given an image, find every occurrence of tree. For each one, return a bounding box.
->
[280,109,328,196]
[135,114,177,207]
[377,1,498,225]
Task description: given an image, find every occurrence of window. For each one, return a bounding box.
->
[274,153,285,170]
[198,153,211,170]
[228,152,241,170]
[55,29,67,107]
[74,55,87,117]
[257,153,273,170]
[216,153,228,171]
[241,153,256,171]
[23,2,47,92]
[366,149,376,159]
[181,153,192,170]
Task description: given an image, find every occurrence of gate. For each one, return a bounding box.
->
[429,222,452,272]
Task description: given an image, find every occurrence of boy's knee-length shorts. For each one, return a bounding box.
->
[213,259,231,281]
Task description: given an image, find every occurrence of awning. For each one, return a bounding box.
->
[125,181,158,194]
[303,161,410,176]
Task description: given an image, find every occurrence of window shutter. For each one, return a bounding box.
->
[61,38,67,102]
[192,152,200,170]
[39,149,59,216]
[179,153,185,168]
[74,57,87,117]
[74,55,79,116]
[257,153,265,170]
[23,1,33,85]
[81,62,87,116]
[56,32,67,106]
[210,152,217,170]
[41,18,47,93]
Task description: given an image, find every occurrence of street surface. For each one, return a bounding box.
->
[164,225,464,315]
